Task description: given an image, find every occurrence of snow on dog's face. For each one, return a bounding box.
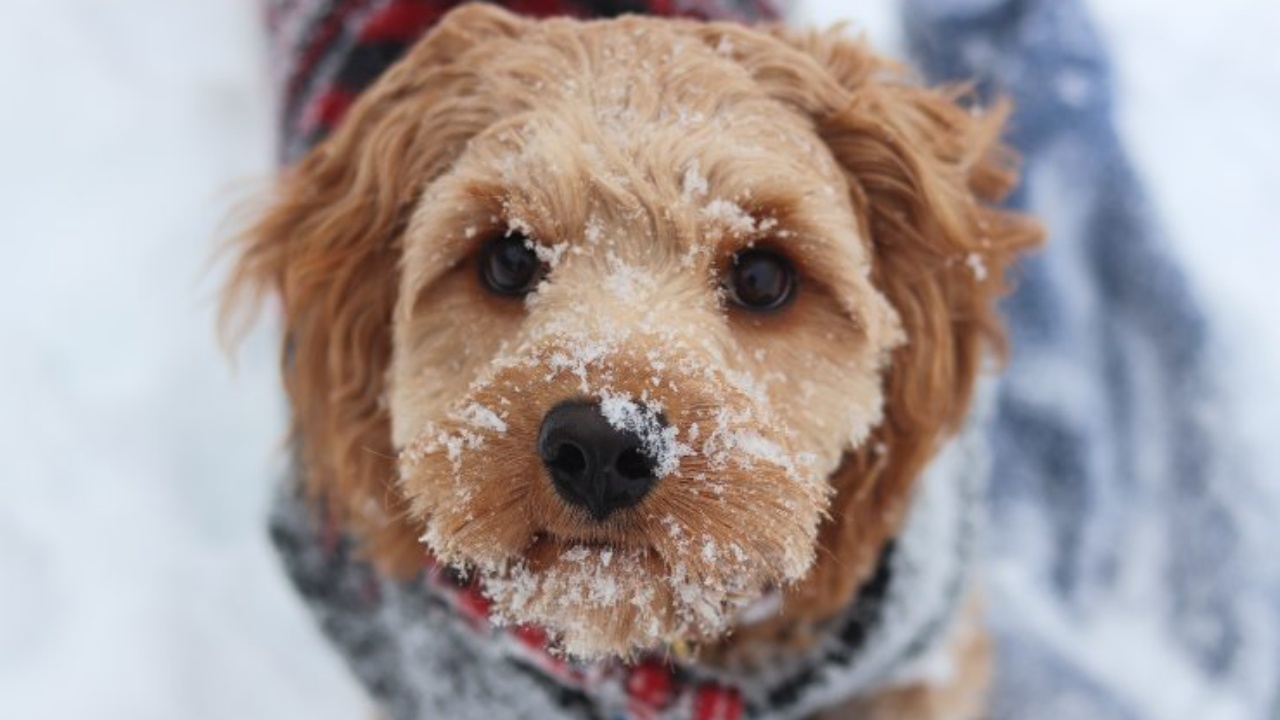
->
[225,6,1039,660]
[388,71,901,654]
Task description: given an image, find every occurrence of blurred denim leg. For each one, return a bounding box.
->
[903,1,1279,718]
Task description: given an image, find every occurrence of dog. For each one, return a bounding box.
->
[225,3,1041,718]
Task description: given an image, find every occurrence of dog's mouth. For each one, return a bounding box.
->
[419,502,803,658]
[517,528,781,638]
[523,531,656,570]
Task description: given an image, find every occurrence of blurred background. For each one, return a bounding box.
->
[0,1,1275,718]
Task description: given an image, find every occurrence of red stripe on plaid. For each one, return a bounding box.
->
[640,0,675,16]
[692,685,744,720]
[626,660,675,709]
[306,87,358,132]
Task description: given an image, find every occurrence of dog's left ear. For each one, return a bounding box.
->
[699,25,1043,621]
[222,4,529,574]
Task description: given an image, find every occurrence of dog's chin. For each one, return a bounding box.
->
[453,531,780,660]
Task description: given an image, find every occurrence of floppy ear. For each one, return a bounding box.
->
[222,4,528,575]
[700,25,1043,628]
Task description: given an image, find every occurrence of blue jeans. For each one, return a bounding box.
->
[904,1,1278,717]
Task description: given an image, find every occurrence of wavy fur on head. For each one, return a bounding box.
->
[224,1,1039,681]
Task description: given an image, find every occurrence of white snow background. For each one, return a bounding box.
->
[0,1,1275,718]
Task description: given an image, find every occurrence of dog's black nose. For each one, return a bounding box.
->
[538,400,660,520]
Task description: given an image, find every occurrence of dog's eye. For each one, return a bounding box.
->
[479,234,543,296]
[727,249,796,311]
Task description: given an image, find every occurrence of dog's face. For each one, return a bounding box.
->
[226,6,1039,660]
[388,31,904,654]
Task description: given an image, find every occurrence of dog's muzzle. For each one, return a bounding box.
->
[538,400,661,520]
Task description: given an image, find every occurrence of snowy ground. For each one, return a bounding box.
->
[0,1,1274,718]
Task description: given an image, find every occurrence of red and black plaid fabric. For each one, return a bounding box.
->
[267,0,784,163]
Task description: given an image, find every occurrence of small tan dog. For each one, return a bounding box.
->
[227,5,1040,718]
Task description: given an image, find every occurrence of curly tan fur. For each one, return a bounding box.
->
[224,4,1040,715]
[721,24,1042,645]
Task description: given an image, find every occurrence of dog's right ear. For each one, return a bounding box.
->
[220,4,528,574]
[692,23,1042,631]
